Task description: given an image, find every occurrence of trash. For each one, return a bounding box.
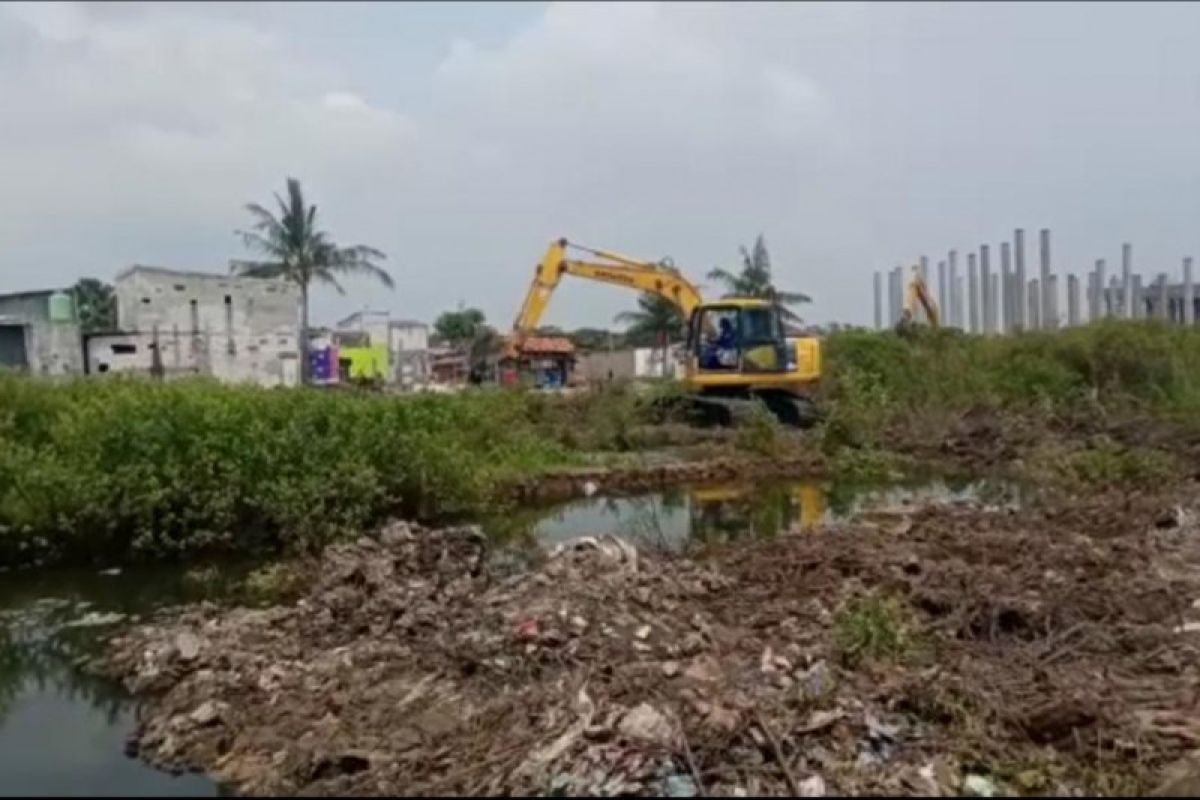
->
[62,611,127,628]
[662,773,699,797]
[963,774,997,797]
[618,703,675,747]
[189,700,225,726]
[661,660,681,678]
[582,480,599,497]
[799,774,826,797]
[797,709,844,735]
[175,632,202,661]
[796,660,830,700]
[513,618,540,640]
[682,655,722,684]
[634,624,652,640]
[1173,621,1200,634]
[98,567,122,576]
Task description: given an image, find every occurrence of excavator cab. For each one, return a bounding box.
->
[688,302,791,374]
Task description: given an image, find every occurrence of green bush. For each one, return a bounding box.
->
[822,320,1200,420]
[0,377,575,565]
[834,592,915,668]
[735,400,784,458]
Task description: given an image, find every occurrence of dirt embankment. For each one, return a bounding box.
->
[102,482,1200,796]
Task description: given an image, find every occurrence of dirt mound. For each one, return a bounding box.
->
[101,499,1200,796]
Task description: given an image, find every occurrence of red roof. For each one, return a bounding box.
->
[504,335,576,358]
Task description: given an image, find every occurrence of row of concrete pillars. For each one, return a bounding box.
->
[872,229,1198,333]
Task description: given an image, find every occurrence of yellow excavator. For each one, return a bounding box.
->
[896,264,940,333]
[510,238,822,426]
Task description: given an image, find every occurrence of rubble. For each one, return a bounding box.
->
[99,492,1200,796]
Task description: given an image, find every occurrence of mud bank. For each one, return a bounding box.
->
[101,489,1200,796]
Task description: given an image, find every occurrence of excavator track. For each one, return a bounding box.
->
[657,390,819,429]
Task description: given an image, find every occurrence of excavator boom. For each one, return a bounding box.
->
[512,238,703,334]
[901,265,940,328]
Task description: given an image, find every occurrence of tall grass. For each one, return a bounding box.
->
[820,320,1200,448]
[0,376,575,565]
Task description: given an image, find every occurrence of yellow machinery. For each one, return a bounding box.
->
[511,238,822,425]
[897,264,940,331]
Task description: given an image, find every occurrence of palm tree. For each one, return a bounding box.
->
[706,234,811,322]
[615,293,686,376]
[231,178,392,383]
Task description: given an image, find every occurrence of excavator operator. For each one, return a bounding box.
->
[703,316,738,369]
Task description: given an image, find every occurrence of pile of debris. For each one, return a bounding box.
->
[101,494,1200,796]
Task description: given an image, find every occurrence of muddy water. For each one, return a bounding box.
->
[489,475,1023,551]
[0,565,235,796]
[0,475,1020,795]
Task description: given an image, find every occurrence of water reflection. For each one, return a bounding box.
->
[0,566,233,796]
[493,476,1022,552]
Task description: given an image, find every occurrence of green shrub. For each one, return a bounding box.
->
[822,320,1200,422]
[735,400,783,457]
[0,376,575,565]
[834,593,914,668]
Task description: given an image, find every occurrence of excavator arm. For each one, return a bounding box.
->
[900,264,940,328]
[512,238,704,335]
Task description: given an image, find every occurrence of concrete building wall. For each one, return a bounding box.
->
[0,290,84,376]
[574,349,637,382]
[111,266,300,387]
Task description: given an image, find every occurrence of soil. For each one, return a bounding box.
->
[100,471,1200,796]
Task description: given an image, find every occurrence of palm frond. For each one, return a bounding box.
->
[229,259,287,279]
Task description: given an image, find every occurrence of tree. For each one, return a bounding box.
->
[615,293,686,376]
[231,177,392,383]
[706,234,811,322]
[432,306,487,347]
[71,278,117,333]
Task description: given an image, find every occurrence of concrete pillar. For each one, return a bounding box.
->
[1121,243,1133,319]
[1013,229,1027,330]
[980,245,992,334]
[919,256,929,284]
[1157,273,1169,320]
[1039,229,1053,329]
[989,274,1000,335]
[1096,259,1108,317]
[1086,272,1097,324]
[873,271,883,330]
[954,275,964,329]
[948,250,960,329]
[1185,257,1195,327]
[895,266,906,324]
[968,253,979,334]
[1066,274,1080,327]
[1132,274,1144,319]
[937,260,947,323]
[887,267,898,325]
[1029,278,1041,330]
[1047,275,1059,328]
[1000,242,1013,333]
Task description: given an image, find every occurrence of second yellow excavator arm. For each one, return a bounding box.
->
[513,239,704,334]
[901,264,940,328]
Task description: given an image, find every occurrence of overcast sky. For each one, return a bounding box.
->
[2,1,1199,329]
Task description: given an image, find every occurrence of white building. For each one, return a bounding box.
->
[336,310,430,388]
[86,265,301,387]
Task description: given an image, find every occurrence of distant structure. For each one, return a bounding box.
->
[86,265,302,386]
[0,288,84,375]
[871,230,1200,333]
[334,310,430,388]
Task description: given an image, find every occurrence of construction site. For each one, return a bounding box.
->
[5,3,1200,799]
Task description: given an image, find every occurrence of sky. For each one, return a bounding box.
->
[2,1,1200,330]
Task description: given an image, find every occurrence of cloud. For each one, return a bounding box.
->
[2,2,1200,330]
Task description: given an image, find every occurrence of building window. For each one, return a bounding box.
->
[141,297,151,304]
[224,294,232,305]
[174,284,186,292]
[110,343,137,355]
